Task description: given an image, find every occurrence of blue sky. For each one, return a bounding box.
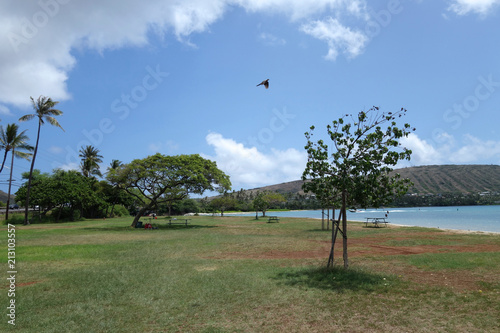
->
[1,0,500,195]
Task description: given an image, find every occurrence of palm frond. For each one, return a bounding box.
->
[18,114,36,122]
[45,116,65,131]
[13,151,33,161]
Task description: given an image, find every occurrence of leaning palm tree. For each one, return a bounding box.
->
[19,96,64,224]
[0,124,34,219]
[79,145,103,178]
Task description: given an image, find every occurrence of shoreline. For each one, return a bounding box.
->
[385,222,500,235]
[189,213,500,235]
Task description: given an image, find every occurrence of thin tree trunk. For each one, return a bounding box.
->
[24,121,41,225]
[327,208,330,230]
[5,149,15,220]
[56,204,62,223]
[327,208,339,268]
[342,190,349,269]
[321,208,325,230]
[0,149,9,174]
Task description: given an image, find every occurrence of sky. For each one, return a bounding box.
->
[1,0,500,195]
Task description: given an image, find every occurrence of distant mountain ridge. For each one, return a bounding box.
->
[0,190,16,204]
[244,165,500,195]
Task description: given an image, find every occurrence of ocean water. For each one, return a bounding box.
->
[229,206,500,233]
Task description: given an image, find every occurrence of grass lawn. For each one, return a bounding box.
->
[1,216,500,332]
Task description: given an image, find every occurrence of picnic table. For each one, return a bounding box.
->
[267,216,280,223]
[365,217,388,228]
[167,218,191,226]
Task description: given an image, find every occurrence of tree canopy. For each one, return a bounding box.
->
[15,169,106,221]
[252,191,286,217]
[303,107,414,268]
[209,194,238,216]
[107,153,231,226]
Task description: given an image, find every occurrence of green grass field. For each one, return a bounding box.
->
[2,216,500,332]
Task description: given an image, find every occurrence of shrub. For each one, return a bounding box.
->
[110,205,129,217]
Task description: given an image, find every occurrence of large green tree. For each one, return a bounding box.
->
[210,194,237,216]
[252,191,286,218]
[19,96,64,224]
[0,123,34,219]
[16,169,106,222]
[303,107,414,268]
[107,153,231,227]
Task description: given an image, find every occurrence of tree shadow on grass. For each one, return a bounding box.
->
[155,224,217,230]
[83,224,217,232]
[274,266,391,293]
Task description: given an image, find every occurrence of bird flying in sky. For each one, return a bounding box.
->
[256,79,269,89]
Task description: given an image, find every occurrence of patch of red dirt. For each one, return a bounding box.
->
[210,232,500,291]
[2,281,42,289]
[214,237,500,261]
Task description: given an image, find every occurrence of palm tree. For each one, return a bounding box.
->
[19,96,64,224]
[0,124,34,219]
[108,159,123,172]
[79,145,103,178]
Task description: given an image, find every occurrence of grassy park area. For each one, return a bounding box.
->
[2,216,500,332]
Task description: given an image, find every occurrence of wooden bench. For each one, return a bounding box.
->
[267,216,280,223]
[167,219,191,226]
[365,217,388,228]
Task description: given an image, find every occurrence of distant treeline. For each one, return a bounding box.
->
[171,190,500,216]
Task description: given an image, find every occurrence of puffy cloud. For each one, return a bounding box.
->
[400,132,500,166]
[0,104,11,116]
[206,131,500,188]
[450,134,500,163]
[448,0,500,16]
[301,17,368,60]
[237,0,367,21]
[0,0,228,109]
[400,133,446,165]
[0,0,371,109]
[204,132,307,188]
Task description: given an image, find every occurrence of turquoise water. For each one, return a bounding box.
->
[230,206,500,233]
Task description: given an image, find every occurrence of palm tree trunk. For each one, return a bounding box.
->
[5,148,15,220]
[0,149,9,174]
[24,121,41,225]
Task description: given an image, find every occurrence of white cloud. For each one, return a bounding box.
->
[237,0,367,21]
[0,0,228,108]
[58,162,79,172]
[400,133,446,165]
[450,134,500,163]
[448,0,500,16]
[0,104,11,116]
[204,132,307,188]
[400,132,500,166]
[0,0,372,109]
[301,17,368,60]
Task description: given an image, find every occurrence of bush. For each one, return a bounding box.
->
[3,214,25,225]
[110,205,129,217]
[50,207,82,222]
